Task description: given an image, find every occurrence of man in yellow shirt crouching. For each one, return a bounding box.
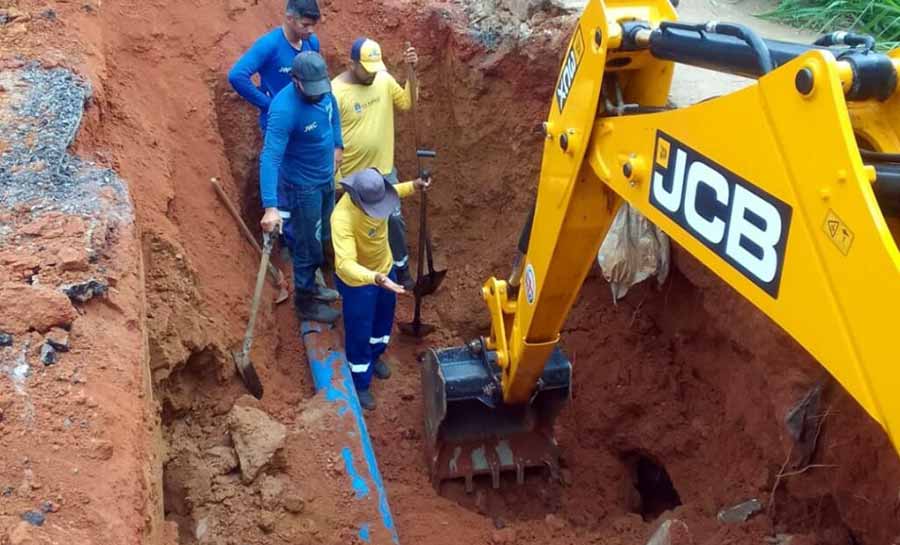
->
[332,168,431,410]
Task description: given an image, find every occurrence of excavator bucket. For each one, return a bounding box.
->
[421,341,571,492]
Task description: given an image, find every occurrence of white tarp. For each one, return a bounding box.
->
[597,204,671,302]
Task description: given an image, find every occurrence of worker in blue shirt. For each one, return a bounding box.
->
[228,0,339,301]
[228,0,322,130]
[259,52,343,324]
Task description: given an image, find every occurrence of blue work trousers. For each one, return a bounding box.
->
[335,269,397,391]
[282,181,334,295]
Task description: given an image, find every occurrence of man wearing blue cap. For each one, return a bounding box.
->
[332,38,419,292]
[259,51,343,324]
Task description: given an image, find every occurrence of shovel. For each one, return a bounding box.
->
[399,171,445,337]
[231,231,274,399]
[399,45,446,337]
[410,157,446,298]
[211,177,290,304]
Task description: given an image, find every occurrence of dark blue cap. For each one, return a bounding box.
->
[291,51,331,96]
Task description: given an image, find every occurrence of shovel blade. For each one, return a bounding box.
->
[274,287,290,305]
[231,350,264,399]
[399,320,437,338]
[415,269,447,297]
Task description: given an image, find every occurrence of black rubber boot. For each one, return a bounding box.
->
[295,295,340,324]
[374,358,391,380]
[311,280,340,302]
[357,390,376,411]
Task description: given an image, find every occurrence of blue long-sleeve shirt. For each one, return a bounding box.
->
[259,86,343,208]
[228,28,320,128]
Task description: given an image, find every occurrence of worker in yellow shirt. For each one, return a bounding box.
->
[332,37,418,291]
[332,168,431,410]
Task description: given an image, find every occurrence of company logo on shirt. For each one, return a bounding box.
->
[368,227,377,237]
[279,66,291,74]
[304,121,318,133]
[352,97,380,116]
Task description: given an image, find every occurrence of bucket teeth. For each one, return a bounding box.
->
[422,343,572,492]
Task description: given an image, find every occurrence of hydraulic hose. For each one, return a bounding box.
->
[814,31,876,53]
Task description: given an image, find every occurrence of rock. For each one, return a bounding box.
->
[646,519,693,545]
[258,511,276,534]
[545,514,567,530]
[228,405,287,484]
[717,498,763,524]
[61,279,107,304]
[764,534,794,545]
[8,522,33,545]
[206,446,239,476]
[259,475,284,508]
[90,439,114,461]
[0,282,77,334]
[0,7,31,23]
[0,331,12,347]
[20,511,45,526]
[491,527,517,544]
[194,517,209,542]
[45,328,70,352]
[40,343,58,366]
[283,492,305,514]
[57,247,89,272]
[233,394,263,410]
[40,500,59,513]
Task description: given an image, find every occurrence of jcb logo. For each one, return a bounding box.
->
[555,28,584,113]
[650,133,792,297]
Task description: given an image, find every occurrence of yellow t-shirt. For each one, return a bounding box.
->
[332,71,412,179]
[332,182,415,287]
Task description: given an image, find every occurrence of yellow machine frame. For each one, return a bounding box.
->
[482,0,900,455]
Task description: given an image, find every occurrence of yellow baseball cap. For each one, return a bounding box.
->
[351,38,387,73]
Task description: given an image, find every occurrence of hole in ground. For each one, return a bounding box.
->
[623,450,682,521]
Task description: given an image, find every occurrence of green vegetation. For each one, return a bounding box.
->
[764,0,900,51]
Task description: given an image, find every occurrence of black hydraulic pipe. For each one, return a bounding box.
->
[646,24,897,100]
[874,164,900,216]
[650,24,817,78]
[861,149,900,164]
[814,31,876,53]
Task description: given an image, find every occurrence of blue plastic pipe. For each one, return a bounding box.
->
[300,321,400,544]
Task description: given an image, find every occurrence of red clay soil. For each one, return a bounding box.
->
[1,0,899,544]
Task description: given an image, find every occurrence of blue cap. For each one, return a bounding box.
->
[350,38,387,72]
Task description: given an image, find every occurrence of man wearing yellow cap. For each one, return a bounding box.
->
[332,38,419,291]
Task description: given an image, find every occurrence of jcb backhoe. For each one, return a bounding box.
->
[421,0,900,491]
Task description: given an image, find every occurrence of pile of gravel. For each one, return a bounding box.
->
[0,63,130,219]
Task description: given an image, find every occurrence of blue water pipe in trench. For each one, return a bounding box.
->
[300,320,400,544]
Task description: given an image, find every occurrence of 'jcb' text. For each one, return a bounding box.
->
[555,28,584,113]
[649,132,792,298]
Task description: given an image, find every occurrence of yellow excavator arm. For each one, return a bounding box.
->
[422,0,900,490]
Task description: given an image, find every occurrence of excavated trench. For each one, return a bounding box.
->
[2,0,900,544]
